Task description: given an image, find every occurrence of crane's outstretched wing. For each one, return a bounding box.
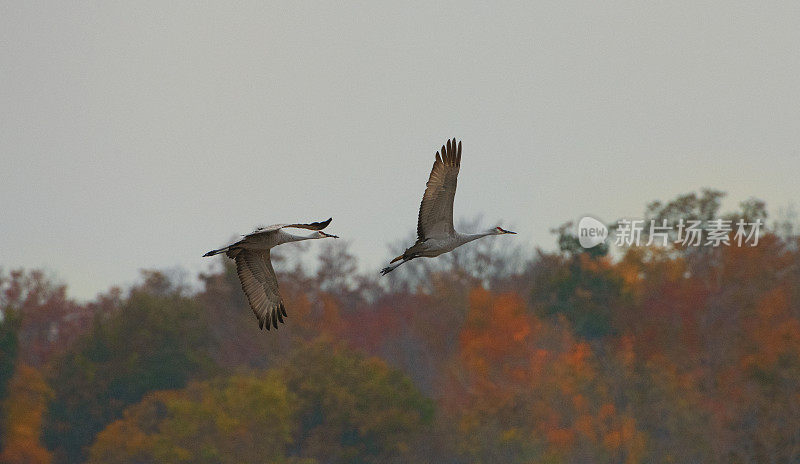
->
[284,217,332,230]
[417,138,461,241]
[233,249,287,330]
[250,218,332,236]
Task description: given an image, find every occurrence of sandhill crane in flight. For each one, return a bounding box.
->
[203,218,338,330]
[381,138,516,275]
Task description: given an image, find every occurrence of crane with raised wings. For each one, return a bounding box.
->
[204,218,338,330]
[381,138,516,275]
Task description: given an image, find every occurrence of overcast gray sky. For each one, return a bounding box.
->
[2,1,799,299]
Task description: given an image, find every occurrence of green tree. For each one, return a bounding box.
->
[644,188,726,228]
[0,309,20,408]
[530,252,626,339]
[87,374,297,464]
[42,274,215,464]
[553,221,609,258]
[281,340,435,464]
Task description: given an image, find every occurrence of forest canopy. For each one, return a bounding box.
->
[1,190,799,463]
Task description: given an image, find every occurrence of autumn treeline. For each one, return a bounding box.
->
[0,190,799,463]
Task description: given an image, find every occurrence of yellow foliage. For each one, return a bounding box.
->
[0,364,53,464]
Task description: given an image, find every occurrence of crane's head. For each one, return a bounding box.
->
[494,226,517,235]
[317,231,339,239]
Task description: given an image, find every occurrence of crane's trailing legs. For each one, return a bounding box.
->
[380,259,408,275]
[203,246,230,257]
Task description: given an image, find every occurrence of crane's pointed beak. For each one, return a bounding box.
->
[321,231,339,238]
[500,228,516,234]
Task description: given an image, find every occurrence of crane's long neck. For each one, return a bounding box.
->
[457,230,495,246]
[281,231,319,244]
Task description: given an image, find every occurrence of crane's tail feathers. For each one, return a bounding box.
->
[203,247,229,257]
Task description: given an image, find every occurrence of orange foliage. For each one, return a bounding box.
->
[460,288,533,371]
[457,288,540,406]
[453,286,649,462]
[546,427,575,450]
[739,286,800,381]
[317,294,346,338]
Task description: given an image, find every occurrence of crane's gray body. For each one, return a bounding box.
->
[203,218,337,330]
[381,139,515,275]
